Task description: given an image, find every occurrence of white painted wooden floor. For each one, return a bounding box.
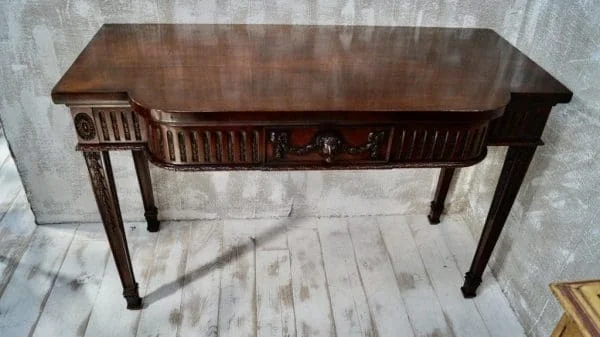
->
[0,132,527,337]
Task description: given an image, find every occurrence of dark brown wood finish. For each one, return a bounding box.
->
[132,149,159,232]
[83,151,142,309]
[428,167,456,225]
[53,24,572,308]
[461,145,537,297]
[53,25,570,113]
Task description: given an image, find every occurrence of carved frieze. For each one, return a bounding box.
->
[393,124,488,163]
[146,126,263,165]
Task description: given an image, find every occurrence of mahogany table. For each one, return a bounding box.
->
[52,24,572,309]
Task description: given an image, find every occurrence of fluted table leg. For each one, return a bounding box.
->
[461,145,537,297]
[84,151,142,309]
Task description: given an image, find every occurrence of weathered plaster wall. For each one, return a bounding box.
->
[0,0,511,223]
[461,1,600,336]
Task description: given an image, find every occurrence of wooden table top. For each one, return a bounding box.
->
[52,24,571,121]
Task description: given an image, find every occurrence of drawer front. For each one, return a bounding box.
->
[266,126,392,165]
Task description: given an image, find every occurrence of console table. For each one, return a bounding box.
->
[51,24,572,309]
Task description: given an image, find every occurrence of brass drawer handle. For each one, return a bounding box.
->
[270,130,386,163]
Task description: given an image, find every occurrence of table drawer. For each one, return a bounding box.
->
[266,126,392,165]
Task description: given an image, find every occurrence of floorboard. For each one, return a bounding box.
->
[84,223,159,337]
[256,250,296,337]
[288,227,335,337]
[0,224,77,337]
[405,215,492,337]
[318,218,375,337]
[348,217,415,337]
[441,215,527,337]
[218,219,257,337]
[179,220,222,337]
[378,215,454,337]
[0,191,36,296]
[32,224,109,337]
[0,214,527,337]
[136,222,191,337]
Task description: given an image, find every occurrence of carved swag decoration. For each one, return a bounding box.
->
[270,130,386,163]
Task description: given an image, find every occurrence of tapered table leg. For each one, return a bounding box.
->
[428,167,456,224]
[461,146,537,297]
[132,150,160,232]
[84,151,142,309]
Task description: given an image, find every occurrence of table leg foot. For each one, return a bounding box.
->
[461,271,482,298]
[145,206,160,232]
[124,285,143,310]
[427,167,455,225]
[427,201,443,224]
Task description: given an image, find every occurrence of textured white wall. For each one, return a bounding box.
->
[0,2,598,336]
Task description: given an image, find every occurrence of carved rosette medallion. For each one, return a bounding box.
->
[74,113,96,140]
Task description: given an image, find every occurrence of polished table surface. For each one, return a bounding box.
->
[52,24,572,309]
[53,24,570,116]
